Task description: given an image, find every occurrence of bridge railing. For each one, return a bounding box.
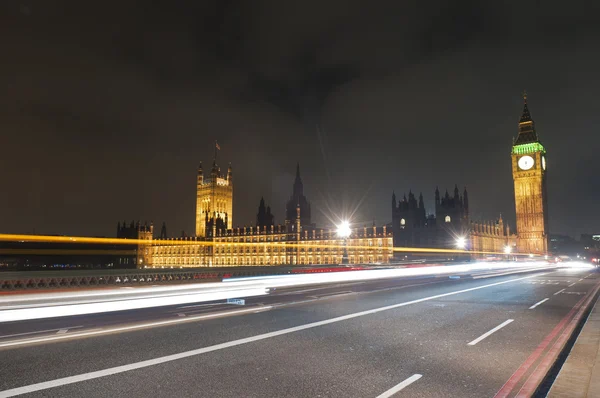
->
[0,268,288,291]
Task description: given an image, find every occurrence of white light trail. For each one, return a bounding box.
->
[0,261,556,323]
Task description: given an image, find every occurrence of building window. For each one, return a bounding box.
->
[445,215,451,223]
[400,218,406,226]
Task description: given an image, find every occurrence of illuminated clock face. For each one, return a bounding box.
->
[518,155,534,170]
[542,156,546,170]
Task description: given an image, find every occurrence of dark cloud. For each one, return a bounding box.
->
[1,0,599,237]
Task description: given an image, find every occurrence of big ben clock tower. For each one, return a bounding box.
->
[512,93,549,254]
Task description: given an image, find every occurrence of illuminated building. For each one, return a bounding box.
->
[511,93,549,254]
[195,160,233,237]
[139,164,392,268]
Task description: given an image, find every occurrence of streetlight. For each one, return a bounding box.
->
[504,245,513,261]
[336,221,351,238]
[455,236,466,250]
[336,220,351,265]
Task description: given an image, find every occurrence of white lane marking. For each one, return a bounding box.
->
[468,319,514,346]
[568,283,576,287]
[0,326,83,339]
[579,279,584,281]
[278,287,332,295]
[0,273,548,397]
[474,268,555,279]
[278,281,368,296]
[376,374,422,398]
[308,290,353,299]
[177,303,223,309]
[554,288,566,295]
[56,329,68,335]
[529,298,549,309]
[176,313,186,317]
[0,307,272,349]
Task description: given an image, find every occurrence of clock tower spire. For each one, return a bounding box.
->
[511,92,548,254]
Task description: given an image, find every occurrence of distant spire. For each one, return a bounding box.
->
[293,163,303,196]
[519,90,532,123]
[515,91,539,144]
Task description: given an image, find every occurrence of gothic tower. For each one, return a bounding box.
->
[285,163,312,229]
[511,93,548,254]
[195,158,233,237]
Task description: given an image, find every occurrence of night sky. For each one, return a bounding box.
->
[1,1,599,238]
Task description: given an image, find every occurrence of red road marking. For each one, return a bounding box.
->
[494,280,600,397]
[515,281,600,397]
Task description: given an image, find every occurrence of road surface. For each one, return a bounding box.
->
[0,264,597,397]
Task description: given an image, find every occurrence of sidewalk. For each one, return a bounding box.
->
[548,296,600,397]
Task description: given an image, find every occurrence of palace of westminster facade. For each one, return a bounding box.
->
[122,95,548,268]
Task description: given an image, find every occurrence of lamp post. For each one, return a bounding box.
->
[337,221,351,265]
[455,236,467,261]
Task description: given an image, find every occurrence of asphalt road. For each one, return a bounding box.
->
[0,265,598,397]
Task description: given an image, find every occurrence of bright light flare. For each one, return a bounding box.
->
[336,221,351,238]
[455,237,466,249]
[504,246,512,254]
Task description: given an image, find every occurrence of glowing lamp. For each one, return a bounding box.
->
[456,237,466,249]
[336,221,351,238]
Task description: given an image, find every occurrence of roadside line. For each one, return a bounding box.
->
[468,320,514,346]
[0,307,272,349]
[494,280,600,397]
[515,281,600,396]
[0,272,549,397]
[0,326,83,339]
[375,374,422,398]
[553,289,565,296]
[529,298,549,310]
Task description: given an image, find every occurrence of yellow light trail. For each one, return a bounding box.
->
[0,233,537,258]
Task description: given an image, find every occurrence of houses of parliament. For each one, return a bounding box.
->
[122,95,549,268]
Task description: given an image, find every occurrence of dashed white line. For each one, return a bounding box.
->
[554,289,566,296]
[568,283,576,287]
[468,319,514,346]
[56,329,69,335]
[529,298,549,310]
[376,374,422,398]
